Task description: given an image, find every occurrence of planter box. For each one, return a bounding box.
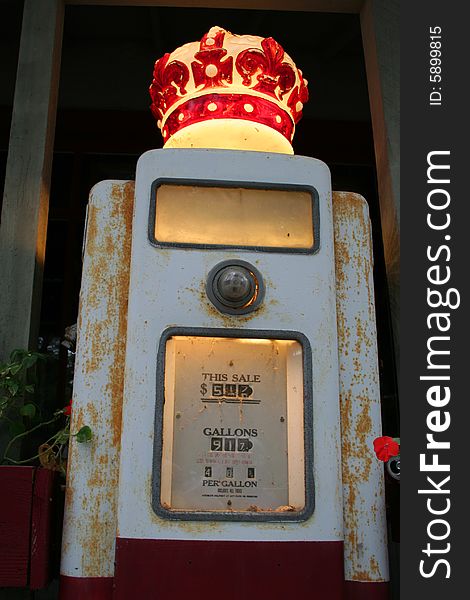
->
[0,466,55,589]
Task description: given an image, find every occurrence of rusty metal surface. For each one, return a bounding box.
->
[333,191,389,582]
[60,181,134,578]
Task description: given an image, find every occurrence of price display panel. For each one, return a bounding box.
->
[154,331,313,521]
[151,182,318,253]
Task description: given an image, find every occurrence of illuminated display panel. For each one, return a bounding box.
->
[156,334,311,519]
[152,183,317,251]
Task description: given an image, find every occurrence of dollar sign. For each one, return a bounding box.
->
[200,382,208,396]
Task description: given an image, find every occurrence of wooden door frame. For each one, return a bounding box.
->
[0,0,399,360]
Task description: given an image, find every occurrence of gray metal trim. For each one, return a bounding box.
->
[152,326,315,523]
[148,178,321,255]
[206,259,266,315]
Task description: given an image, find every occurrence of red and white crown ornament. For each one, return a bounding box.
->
[149,26,309,154]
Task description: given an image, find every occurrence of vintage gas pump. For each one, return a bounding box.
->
[60,27,389,599]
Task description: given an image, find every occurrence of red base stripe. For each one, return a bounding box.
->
[59,575,114,599]
[115,538,344,599]
[345,580,390,600]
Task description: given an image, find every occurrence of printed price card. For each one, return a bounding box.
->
[158,335,306,514]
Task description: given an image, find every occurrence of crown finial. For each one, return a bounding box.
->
[149,27,308,154]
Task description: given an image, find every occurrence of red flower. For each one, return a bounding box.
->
[373,436,400,462]
[63,399,72,416]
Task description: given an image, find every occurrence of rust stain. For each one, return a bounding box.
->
[369,555,380,576]
[99,454,109,466]
[350,556,385,583]
[333,240,350,303]
[352,571,374,582]
[356,402,372,439]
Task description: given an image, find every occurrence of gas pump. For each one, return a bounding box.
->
[60,27,389,599]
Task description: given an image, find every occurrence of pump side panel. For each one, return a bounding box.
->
[333,192,389,589]
[60,181,134,598]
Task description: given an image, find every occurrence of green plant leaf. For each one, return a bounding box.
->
[9,362,22,376]
[22,354,38,369]
[56,430,70,445]
[75,425,92,443]
[7,380,19,396]
[24,384,34,394]
[19,403,36,418]
[10,349,29,363]
[9,421,26,437]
